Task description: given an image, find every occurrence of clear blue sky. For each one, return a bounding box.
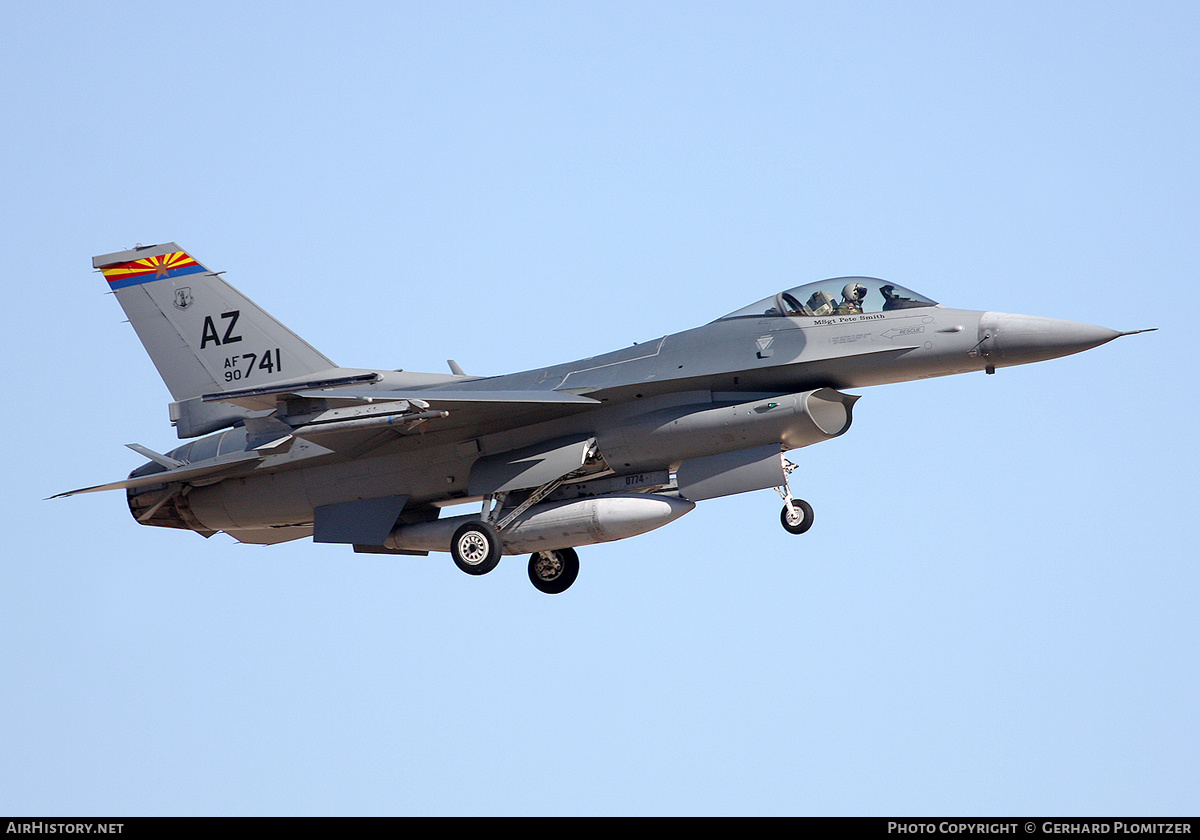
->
[2,1,1197,816]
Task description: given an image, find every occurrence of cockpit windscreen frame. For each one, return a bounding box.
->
[719,277,938,321]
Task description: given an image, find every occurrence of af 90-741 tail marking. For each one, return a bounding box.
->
[223,349,282,382]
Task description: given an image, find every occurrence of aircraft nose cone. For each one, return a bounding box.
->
[980,312,1122,366]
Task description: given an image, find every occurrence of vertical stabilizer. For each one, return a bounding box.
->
[94,243,337,402]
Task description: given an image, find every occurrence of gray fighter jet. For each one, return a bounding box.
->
[56,243,1150,593]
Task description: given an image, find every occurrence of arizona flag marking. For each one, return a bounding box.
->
[100,251,205,289]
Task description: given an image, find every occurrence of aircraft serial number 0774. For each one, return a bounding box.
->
[57,243,1150,594]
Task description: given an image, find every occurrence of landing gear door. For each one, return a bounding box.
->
[468,436,595,496]
[675,445,785,502]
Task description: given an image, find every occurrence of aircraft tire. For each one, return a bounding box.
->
[451,521,502,575]
[780,500,814,535]
[528,548,579,594]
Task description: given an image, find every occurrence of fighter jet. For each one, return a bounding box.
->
[56,243,1151,593]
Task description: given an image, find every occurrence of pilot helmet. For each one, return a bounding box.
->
[842,282,867,303]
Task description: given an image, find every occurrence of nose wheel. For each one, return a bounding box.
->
[777,456,813,535]
[780,499,814,534]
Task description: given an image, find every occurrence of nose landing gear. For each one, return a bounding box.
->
[776,456,814,535]
[780,498,814,534]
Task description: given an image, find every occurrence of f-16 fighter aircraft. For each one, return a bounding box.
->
[57,243,1150,593]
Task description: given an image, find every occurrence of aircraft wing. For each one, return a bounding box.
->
[55,388,605,498]
[292,388,601,405]
[200,375,602,411]
[281,389,604,451]
[190,376,605,450]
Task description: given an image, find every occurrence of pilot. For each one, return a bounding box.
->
[836,282,868,315]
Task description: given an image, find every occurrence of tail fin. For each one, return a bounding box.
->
[94,243,337,402]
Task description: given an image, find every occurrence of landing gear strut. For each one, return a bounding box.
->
[528,548,580,594]
[454,487,586,591]
[776,456,814,535]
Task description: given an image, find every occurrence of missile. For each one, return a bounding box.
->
[292,409,448,438]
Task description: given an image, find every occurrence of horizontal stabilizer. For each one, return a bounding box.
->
[50,450,261,498]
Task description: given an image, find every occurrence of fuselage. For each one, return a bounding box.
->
[69,245,1138,590]
[136,296,1119,541]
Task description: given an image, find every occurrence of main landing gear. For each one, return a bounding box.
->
[776,456,815,535]
[450,521,502,575]
[528,548,580,595]
[449,489,582,593]
[450,519,581,594]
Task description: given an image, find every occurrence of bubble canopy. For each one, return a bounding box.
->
[719,277,938,320]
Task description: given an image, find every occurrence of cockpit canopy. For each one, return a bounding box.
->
[719,277,938,320]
